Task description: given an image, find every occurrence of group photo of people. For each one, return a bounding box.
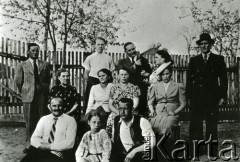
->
[0,1,239,162]
[14,33,228,162]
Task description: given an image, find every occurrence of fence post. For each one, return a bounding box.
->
[238,57,240,122]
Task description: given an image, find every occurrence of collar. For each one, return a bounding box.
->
[127,56,134,63]
[51,113,64,119]
[202,51,211,59]
[29,58,38,63]
[95,51,105,55]
[60,84,70,88]
[118,115,134,127]
[162,81,170,87]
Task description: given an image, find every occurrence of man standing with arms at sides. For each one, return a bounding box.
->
[20,97,77,162]
[186,33,228,158]
[15,43,51,152]
[118,42,152,117]
[83,37,115,113]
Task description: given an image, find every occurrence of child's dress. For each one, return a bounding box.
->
[75,129,112,162]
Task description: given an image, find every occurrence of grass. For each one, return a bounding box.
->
[0,122,239,162]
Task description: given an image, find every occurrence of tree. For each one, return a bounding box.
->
[176,0,240,56]
[0,0,129,57]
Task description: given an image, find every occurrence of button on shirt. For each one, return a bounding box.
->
[82,52,115,78]
[113,116,156,152]
[31,114,77,151]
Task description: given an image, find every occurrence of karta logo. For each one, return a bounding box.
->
[156,134,239,161]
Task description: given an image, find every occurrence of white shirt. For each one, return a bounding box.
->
[82,52,115,78]
[29,58,39,73]
[86,83,114,114]
[31,113,77,151]
[202,51,211,60]
[113,116,156,152]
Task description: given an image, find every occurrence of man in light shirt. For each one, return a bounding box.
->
[21,97,77,162]
[83,37,115,113]
[15,43,51,152]
[111,98,156,162]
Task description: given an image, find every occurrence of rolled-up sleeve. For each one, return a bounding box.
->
[140,118,156,148]
[31,117,45,148]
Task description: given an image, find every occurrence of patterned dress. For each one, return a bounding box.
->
[49,84,80,121]
[106,83,141,137]
[75,129,112,162]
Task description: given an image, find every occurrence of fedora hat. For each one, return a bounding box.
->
[196,33,215,45]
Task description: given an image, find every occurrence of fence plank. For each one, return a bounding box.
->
[0,38,239,122]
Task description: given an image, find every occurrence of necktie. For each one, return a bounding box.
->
[33,60,40,84]
[48,117,58,143]
[203,54,208,63]
[130,57,134,64]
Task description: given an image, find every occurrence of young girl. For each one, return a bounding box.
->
[75,110,112,162]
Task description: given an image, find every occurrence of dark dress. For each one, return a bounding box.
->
[49,84,80,121]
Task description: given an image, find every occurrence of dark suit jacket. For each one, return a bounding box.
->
[186,53,227,104]
[117,55,152,86]
[15,59,51,102]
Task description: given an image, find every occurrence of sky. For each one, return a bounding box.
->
[115,0,191,54]
[0,0,201,54]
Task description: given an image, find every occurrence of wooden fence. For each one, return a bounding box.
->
[0,37,239,123]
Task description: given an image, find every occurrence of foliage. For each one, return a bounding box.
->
[176,0,240,56]
[0,0,129,53]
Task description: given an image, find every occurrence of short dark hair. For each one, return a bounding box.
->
[88,110,102,121]
[118,67,130,75]
[97,68,113,83]
[27,43,39,51]
[95,37,107,45]
[156,50,172,63]
[118,98,133,109]
[123,42,134,51]
[49,96,62,104]
[57,68,70,77]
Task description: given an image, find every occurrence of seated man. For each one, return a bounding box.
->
[110,98,156,162]
[21,97,77,162]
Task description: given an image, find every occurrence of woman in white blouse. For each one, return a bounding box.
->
[85,68,113,127]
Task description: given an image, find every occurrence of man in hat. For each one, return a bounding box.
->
[186,33,228,157]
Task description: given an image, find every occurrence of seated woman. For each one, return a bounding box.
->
[78,69,113,137]
[149,49,173,84]
[148,65,186,142]
[49,68,80,121]
[85,68,114,126]
[106,67,141,138]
